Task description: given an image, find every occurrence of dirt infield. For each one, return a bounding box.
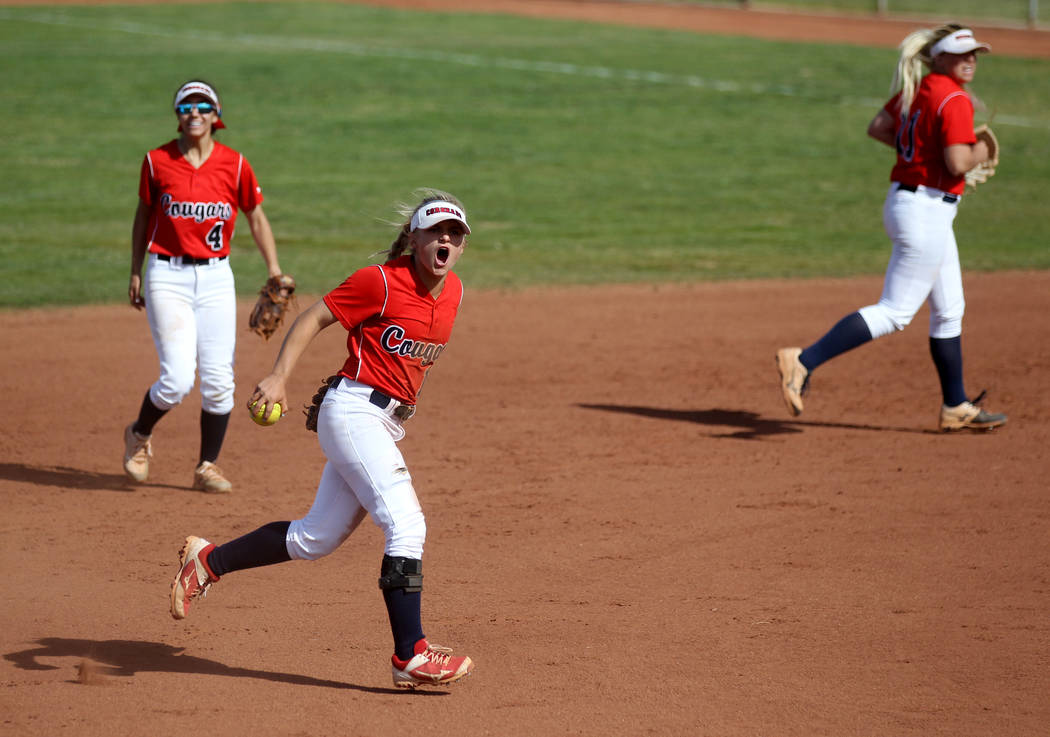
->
[3,272,1049,736]
[356,0,1050,58]
[2,2,1049,736]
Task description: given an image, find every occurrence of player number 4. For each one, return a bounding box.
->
[206,222,224,251]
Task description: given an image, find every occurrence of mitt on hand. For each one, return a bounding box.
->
[304,375,340,432]
[965,125,999,190]
[248,274,296,340]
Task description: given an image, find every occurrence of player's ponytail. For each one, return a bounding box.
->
[892,23,965,117]
[382,188,468,263]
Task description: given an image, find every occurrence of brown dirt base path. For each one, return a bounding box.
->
[2,272,1049,736]
[359,0,1050,58]
[2,2,1049,735]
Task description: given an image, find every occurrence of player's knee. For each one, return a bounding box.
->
[200,389,235,415]
[150,379,191,410]
[930,299,965,339]
[929,314,963,340]
[285,519,345,560]
[385,511,425,559]
[378,555,423,593]
[859,304,909,340]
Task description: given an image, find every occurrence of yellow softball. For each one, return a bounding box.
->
[250,400,282,426]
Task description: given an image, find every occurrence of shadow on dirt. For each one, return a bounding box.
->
[0,463,190,492]
[4,637,440,696]
[577,404,928,438]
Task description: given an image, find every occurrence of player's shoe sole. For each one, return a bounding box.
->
[123,423,152,482]
[193,461,232,494]
[170,536,219,620]
[939,402,1007,432]
[391,641,474,689]
[775,347,809,417]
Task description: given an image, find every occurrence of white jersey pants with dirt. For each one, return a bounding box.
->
[144,253,236,414]
[285,377,426,561]
[858,184,965,341]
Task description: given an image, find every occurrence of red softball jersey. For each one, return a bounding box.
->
[884,73,977,195]
[139,140,264,260]
[324,255,465,405]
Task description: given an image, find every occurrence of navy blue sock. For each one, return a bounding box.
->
[132,391,167,436]
[800,311,873,371]
[384,588,425,661]
[199,410,230,464]
[929,336,967,406]
[207,521,291,577]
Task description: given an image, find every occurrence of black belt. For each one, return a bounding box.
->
[157,254,228,265]
[896,183,958,204]
[368,389,416,421]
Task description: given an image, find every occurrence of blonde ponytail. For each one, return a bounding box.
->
[890,23,965,117]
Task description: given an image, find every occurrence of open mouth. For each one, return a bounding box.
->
[436,246,450,266]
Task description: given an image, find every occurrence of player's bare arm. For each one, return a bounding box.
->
[943,141,991,176]
[246,204,282,278]
[128,199,150,309]
[866,109,896,148]
[249,299,339,417]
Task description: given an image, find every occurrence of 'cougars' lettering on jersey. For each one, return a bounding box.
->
[160,193,234,223]
[380,325,446,366]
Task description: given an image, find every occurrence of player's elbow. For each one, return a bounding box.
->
[867,111,895,147]
[943,144,974,176]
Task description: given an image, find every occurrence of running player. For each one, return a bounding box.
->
[123,79,286,492]
[168,190,474,689]
[776,25,1006,432]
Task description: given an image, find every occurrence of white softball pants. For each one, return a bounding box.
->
[144,254,236,414]
[285,378,426,561]
[858,184,965,341]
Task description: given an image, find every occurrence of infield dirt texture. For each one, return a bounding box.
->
[2,2,1049,737]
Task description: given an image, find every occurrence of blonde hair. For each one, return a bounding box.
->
[383,188,468,262]
[890,23,964,117]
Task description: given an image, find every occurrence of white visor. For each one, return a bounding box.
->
[930,29,991,57]
[174,81,221,110]
[410,201,470,234]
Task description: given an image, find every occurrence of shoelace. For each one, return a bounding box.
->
[132,438,152,459]
[423,645,452,665]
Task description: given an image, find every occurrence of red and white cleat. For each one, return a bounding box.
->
[169,536,219,620]
[391,639,474,689]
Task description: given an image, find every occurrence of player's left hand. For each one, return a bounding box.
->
[248,274,296,340]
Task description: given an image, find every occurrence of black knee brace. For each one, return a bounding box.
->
[378,555,423,593]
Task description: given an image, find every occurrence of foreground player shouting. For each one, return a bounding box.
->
[169,190,474,688]
[776,25,1006,432]
[123,79,288,492]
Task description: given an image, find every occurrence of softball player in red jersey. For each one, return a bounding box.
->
[123,80,285,492]
[168,190,474,689]
[776,25,1006,432]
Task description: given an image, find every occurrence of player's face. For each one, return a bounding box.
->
[934,51,979,84]
[410,220,467,282]
[176,95,218,137]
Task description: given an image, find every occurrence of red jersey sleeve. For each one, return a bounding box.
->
[323,265,386,330]
[237,156,264,212]
[939,93,977,147]
[138,154,155,206]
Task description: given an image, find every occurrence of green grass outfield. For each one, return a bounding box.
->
[1,2,1047,308]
